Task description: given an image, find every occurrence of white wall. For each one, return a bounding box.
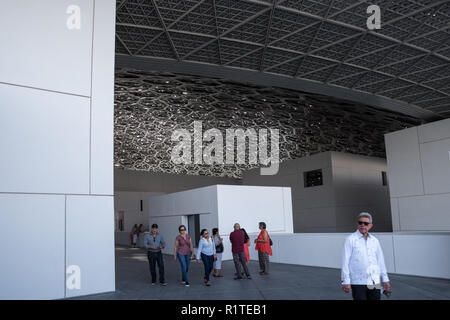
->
[147,185,293,259]
[385,118,450,231]
[148,186,219,254]
[65,196,115,298]
[247,232,450,279]
[0,194,65,299]
[114,191,162,233]
[0,0,116,299]
[217,185,293,235]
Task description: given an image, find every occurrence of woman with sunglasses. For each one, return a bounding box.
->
[196,229,216,286]
[174,225,195,287]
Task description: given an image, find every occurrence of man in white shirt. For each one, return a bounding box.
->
[341,212,391,300]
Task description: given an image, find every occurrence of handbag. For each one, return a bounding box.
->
[215,237,224,253]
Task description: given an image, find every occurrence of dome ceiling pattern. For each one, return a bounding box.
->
[114,69,420,178]
[115,0,450,118]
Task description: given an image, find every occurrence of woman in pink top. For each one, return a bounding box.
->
[174,225,195,287]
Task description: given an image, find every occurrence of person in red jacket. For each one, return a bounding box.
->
[254,221,272,275]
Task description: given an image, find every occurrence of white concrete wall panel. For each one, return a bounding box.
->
[248,233,396,273]
[114,191,162,232]
[393,233,450,279]
[398,194,450,231]
[282,188,294,234]
[0,0,94,96]
[385,127,424,197]
[418,118,450,143]
[0,84,90,194]
[149,186,217,217]
[217,185,293,234]
[419,138,450,195]
[90,0,116,195]
[390,198,400,231]
[65,195,115,298]
[0,194,65,299]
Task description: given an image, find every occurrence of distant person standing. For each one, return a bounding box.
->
[241,228,251,264]
[230,223,251,280]
[130,224,138,248]
[341,212,390,300]
[196,229,216,286]
[136,224,144,246]
[212,228,224,278]
[174,225,195,287]
[144,224,167,286]
[254,222,272,275]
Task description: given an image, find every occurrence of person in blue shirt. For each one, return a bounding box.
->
[143,223,167,286]
[196,228,216,286]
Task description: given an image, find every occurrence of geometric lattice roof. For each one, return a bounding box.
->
[115,0,450,118]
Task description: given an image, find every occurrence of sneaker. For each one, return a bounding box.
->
[234,276,243,280]
[247,275,252,279]
[151,282,156,286]
[181,281,186,285]
[205,281,211,286]
[185,282,190,287]
[161,282,168,286]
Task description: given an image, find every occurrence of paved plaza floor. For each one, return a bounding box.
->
[72,246,450,300]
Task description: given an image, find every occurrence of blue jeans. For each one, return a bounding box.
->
[201,253,214,282]
[177,252,191,282]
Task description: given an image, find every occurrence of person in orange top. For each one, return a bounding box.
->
[254,222,272,275]
[241,228,251,263]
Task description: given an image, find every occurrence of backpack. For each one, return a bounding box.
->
[269,238,273,246]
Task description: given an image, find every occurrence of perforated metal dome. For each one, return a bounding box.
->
[115,0,450,119]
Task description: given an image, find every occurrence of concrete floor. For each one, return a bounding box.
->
[74,246,450,300]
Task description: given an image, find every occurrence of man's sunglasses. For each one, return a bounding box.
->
[358,221,370,226]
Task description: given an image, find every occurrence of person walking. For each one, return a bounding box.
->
[230,223,251,280]
[254,222,272,275]
[196,229,216,286]
[130,224,138,248]
[341,212,390,300]
[143,224,167,286]
[212,228,224,278]
[174,225,195,287]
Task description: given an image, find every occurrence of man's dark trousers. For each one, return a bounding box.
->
[233,252,250,278]
[147,251,165,283]
[351,285,381,300]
